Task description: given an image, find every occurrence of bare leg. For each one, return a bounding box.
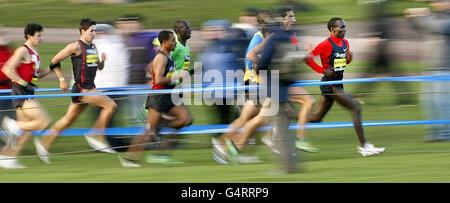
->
[125,107,161,161]
[40,103,88,150]
[233,99,272,151]
[80,90,117,143]
[220,100,259,143]
[309,95,334,123]
[288,86,315,140]
[1,106,35,157]
[15,100,51,131]
[329,87,366,146]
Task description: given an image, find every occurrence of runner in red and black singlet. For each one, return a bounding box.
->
[305,17,385,156]
[0,23,55,168]
[71,39,99,102]
[36,18,118,165]
[120,30,192,167]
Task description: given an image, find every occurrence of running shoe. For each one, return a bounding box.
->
[119,155,141,168]
[84,135,117,153]
[357,143,385,156]
[295,140,319,153]
[212,149,230,164]
[261,135,280,155]
[212,138,234,164]
[34,137,50,164]
[0,155,25,169]
[224,138,240,160]
[1,116,22,148]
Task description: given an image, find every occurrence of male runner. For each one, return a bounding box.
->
[0,23,55,168]
[35,18,118,164]
[119,30,192,167]
[305,17,385,156]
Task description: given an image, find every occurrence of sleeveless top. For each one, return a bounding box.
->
[71,40,99,89]
[16,44,40,85]
[152,51,177,90]
[326,37,348,80]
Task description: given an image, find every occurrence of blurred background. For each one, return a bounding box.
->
[0,0,449,182]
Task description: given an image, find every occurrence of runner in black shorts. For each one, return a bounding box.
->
[119,30,192,167]
[35,18,118,164]
[305,17,385,156]
[0,23,55,168]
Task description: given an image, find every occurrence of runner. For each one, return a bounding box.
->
[0,23,55,168]
[305,17,385,156]
[119,30,192,167]
[35,18,118,164]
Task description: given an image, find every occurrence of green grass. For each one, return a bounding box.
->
[0,0,429,28]
[1,79,446,182]
[0,42,448,182]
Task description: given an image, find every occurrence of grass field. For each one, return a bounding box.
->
[1,40,449,182]
[0,0,429,28]
[2,79,448,182]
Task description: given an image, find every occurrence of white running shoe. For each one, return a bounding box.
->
[119,155,141,168]
[211,138,232,164]
[247,137,257,145]
[261,135,280,155]
[0,155,25,169]
[1,116,22,147]
[84,135,117,153]
[212,149,230,165]
[357,143,386,157]
[34,137,50,164]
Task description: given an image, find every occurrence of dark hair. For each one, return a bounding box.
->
[327,17,343,32]
[257,10,273,24]
[158,30,174,45]
[173,20,189,34]
[24,22,43,40]
[79,18,96,34]
[275,6,293,18]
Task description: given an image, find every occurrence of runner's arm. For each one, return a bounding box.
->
[152,54,173,85]
[97,53,106,70]
[1,47,29,86]
[48,42,80,91]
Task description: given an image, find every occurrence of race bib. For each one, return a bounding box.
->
[183,55,190,70]
[334,58,346,68]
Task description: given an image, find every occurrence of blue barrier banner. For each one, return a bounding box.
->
[10,120,449,136]
[0,75,448,97]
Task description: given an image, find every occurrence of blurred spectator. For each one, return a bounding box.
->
[200,20,249,124]
[0,26,15,149]
[355,0,413,105]
[115,16,159,125]
[404,1,450,141]
[92,23,132,151]
[232,7,260,40]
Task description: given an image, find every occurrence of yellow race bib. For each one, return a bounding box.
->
[334,58,346,68]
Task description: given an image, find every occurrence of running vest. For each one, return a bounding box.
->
[16,44,40,85]
[71,40,99,89]
[152,51,177,90]
[171,39,190,71]
[327,37,347,79]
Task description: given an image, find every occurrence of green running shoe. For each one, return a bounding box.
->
[295,140,319,153]
[224,138,241,164]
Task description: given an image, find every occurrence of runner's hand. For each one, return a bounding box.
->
[59,79,68,91]
[323,68,337,78]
